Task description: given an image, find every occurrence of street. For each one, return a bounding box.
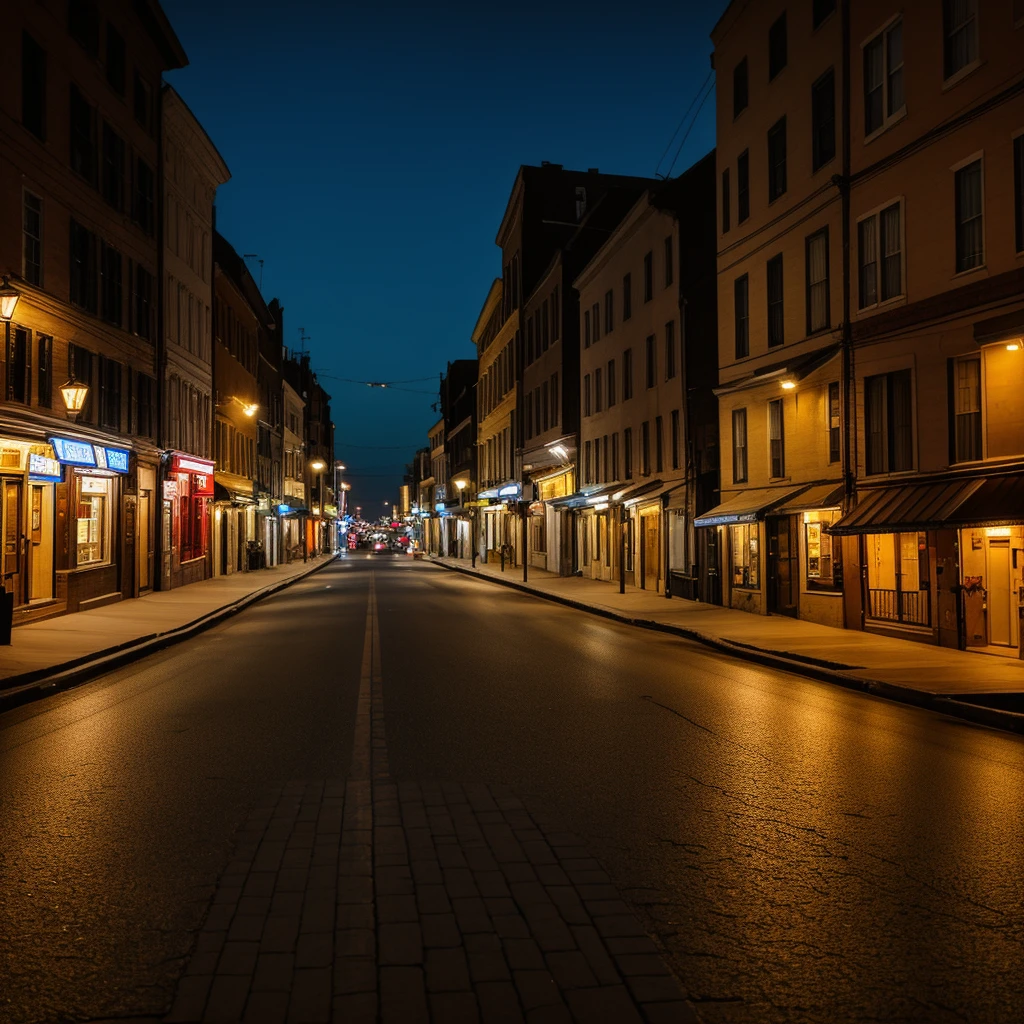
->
[2,556,1023,1024]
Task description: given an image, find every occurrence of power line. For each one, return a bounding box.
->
[316,373,437,387]
[664,76,716,179]
[654,69,715,179]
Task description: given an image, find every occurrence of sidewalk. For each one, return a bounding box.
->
[0,554,337,708]
[430,556,1024,733]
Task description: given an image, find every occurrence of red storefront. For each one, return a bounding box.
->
[162,452,215,589]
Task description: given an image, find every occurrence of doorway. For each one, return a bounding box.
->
[985,538,1016,648]
[641,513,660,591]
[138,489,152,591]
[28,483,54,602]
[767,515,798,617]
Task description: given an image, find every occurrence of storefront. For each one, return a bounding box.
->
[162,452,214,590]
[212,482,256,576]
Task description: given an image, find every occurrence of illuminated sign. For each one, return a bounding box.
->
[101,447,130,473]
[192,473,213,496]
[172,453,215,475]
[28,453,61,480]
[498,484,521,498]
[50,437,97,466]
[163,480,179,499]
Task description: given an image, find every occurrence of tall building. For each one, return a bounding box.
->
[441,358,477,559]
[1,0,185,620]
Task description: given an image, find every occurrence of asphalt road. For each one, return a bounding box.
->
[1,556,1023,1024]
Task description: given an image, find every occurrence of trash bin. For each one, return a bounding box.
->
[0,587,14,646]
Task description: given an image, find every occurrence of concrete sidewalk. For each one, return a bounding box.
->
[0,554,337,707]
[430,556,1024,732]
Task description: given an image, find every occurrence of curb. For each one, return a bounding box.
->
[0,556,339,715]
[429,558,1024,738]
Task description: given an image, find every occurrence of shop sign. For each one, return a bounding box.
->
[50,436,97,467]
[498,484,521,498]
[171,453,215,475]
[95,446,130,473]
[163,479,179,499]
[435,502,447,512]
[192,473,213,496]
[28,453,62,480]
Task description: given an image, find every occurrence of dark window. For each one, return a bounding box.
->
[768,398,785,478]
[734,274,749,358]
[643,251,653,302]
[69,219,97,313]
[22,32,47,140]
[655,416,664,473]
[584,439,592,485]
[737,150,750,222]
[806,228,830,333]
[622,273,632,320]
[943,0,978,80]
[812,69,835,171]
[955,159,984,272]
[623,348,633,400]
[106,23,125,95]
[594,369,602,414]
[607,359,616,407]
[645,335,656,388]
[70,84,96,184]
[768,13,787,80]
[5,327,30,403]
[541,299,549,349]
[584,308,591,348]
[858,202,902,307]
[37,335,53,408]
[99,356,122,431]
[612,432,619,481]
[100,242,122,326]
[133,71,151,131]
[552,286,560,339]
[733,57,748,118]
[1016,135,1024,254]
[953,356,982,462]
[604,290,614,333]
[665,321,676,380]
[828,381,840,463]
[865,369,913,474]
[133,264,154,340]
[732,408,748,483]
[641,421,651,476]
[864,20,904,136]
[23,192,43,286]
[768,117,787,202]
[624,427,633,479]
[584,374,591,417]
[592,302,600,343]
[69,0,100,56]
[722,168,730,233]
[671,409,680,470]
[101,122,124,210]
[664,236,673,287]
[767,254,784,347]
[813,0,836,29]
[133,157,155,234]
[69,344,94,423]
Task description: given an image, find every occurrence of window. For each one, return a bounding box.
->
[541,380,549,431]
[99,356,122,431]
[592,303,600,343]
[622,273,632,320]
[812,69,836,171]
[23,192,42,286]
[665,321,677,380]
[69,85,96,184]
[767,255,784,347]
[722,169,731,233]
[955,159,984,272]
[69,344,94,423]
[1015,135,1024,254]
[5,327,30,404]
[100,243,122,326]
[525,392,533,440]
[612,433,619,481]
[106,23,125,95]
[133,71,151,132]
[768,399,785,478]
[737,150,750,222]
[864,19,904,136]
[645,335,656,388]
[584,373,592,417]
[731,523,759,587]
[806,228,830,333]
[655,416,664,473]
[69,219,97,312]
[664,236,673,287]
[134,264,154,340]
[623,348,633,399]
[813,0,836,29]
[805,511,839,587]
[643,251,653,302]
[768,117,787,202]
[732,409,748,483]
[22,32,47,141]
[584,440,592,485]
[607,360,616,407]
[733,57,748,118]
[858,202,902,307]
[134,158,155,234]
[551,372,559,427]
[671,409,680,470]
[595,368,603,413]
[604,290,614,333]
[866,532,930,625]
[769,13,787,80]
[552,286,560,340]
[641,421,651,476]
[76,475,111,566]
[828,381,841,463]
[953,356,982,461]
[865,369,913,474]
[37,335,52,408]
[101,122,125,210]
[69,1,100,56]
[624,427,633,479]
[734,275,749,358]
[943,0,978,81]
[584,308,591,348]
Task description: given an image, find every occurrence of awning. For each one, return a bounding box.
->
[830,473,1024,535]
[615,479,663,506]
[771,482,844,515]
[214,482,256,505]
[549,484,619,509]
[713,344,840,397]
[693,485,806,527]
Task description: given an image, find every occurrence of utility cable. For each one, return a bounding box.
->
[655,69,714,179]
[664,76,716,180]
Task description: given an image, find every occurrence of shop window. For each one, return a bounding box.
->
[805,510,840,588]
[731,523,759,587]
[953,355,982,461]
[76,475,111,565]
[866,531,930,625]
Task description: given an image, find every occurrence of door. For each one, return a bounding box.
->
[2,479,23,606]
[138,490,152,590]
[767,515,798,617]
[28,484,54,602]
[642,514,660,591]
[986,539,1013,646]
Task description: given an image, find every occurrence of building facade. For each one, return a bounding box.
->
[281,377,306,560]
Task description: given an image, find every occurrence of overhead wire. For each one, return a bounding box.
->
[663,75,716,179]
[654,69,715,179]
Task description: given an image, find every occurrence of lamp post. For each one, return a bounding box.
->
[0,277,21,322]
[311,459,325,555]
[59,375,90,420]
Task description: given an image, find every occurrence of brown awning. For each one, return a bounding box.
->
[771,482,845,515]
[694,485,806,527]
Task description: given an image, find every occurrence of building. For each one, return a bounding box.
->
[1,0,185,620]
[281,377,306,560]
[423,417,446,554]
[159,84,228,590]
[574,154,719,596]
[257,299,285,566]
[441,359,477,559]
[702,0,846,623]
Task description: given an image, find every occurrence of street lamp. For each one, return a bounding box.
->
[0,277,21,321]
[59,375,90,420]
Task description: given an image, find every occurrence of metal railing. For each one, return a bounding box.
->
[868,587,930,626]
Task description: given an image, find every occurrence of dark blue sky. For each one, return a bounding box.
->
[163,0,724,509]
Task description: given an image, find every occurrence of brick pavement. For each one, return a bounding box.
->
[164,573,701,1023]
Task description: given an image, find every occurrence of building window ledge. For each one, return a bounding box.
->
[863,108,907,147]
[942,58,983,93]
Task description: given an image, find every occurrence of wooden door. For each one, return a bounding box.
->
[138,490,151,590]
[986,539,1012,646]
[767,515,798,617]
[642,515,659,591]
[2,479,23,606]
[28,484,53,602]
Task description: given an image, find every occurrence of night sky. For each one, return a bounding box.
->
[163,0,724,511]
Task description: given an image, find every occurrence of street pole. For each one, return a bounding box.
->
[619,513,626,595]
[471,510,477,568]
[522,502,528,583]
